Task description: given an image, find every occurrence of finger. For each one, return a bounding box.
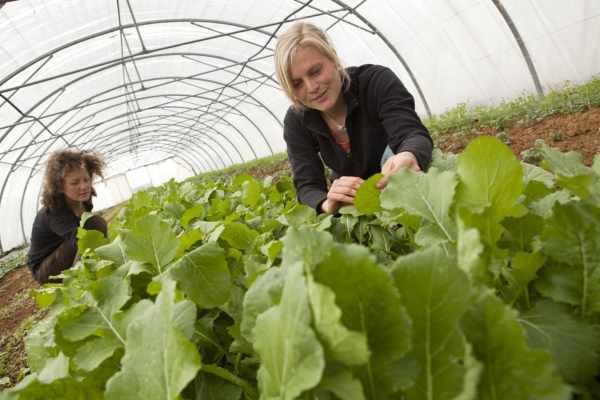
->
[376,175,388,190]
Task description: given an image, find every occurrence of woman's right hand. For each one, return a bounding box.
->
[319,176,364,215]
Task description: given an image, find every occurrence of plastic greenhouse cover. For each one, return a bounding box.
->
[0,0,598,252]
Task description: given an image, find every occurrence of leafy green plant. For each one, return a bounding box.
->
[4,138,600,399]
[549,130,563,141]
[0,249,28,280]
[424,75,600,137]
[496,131,512,145]
[521,139,547,165]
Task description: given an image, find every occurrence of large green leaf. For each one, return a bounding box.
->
[538,201,600,316]
[166,241,231,309]
[498,213,544,253]
[105,280,201,400]
[392,246,480,400]
[518,299,600,384]
[95,236,127,267]
[281,227,333,269]
[461,292,570,400]
[315,244,411,399]
[382,167,457,244]
[542,147,597,199]
[253,262,325,400]
[455,137,525,254]
[124,214,180,274]
[58,277,130,343]
[242,179,263,208]
[240,264,287,343]
[306,275,370,365]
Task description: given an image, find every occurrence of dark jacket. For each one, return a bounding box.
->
[283,64,433,210]
[26,201,92,273]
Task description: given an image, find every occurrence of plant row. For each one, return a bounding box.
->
[2,137,600,400]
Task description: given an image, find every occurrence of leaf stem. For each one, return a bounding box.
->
[234,352,242,375]
[201,362,258,400]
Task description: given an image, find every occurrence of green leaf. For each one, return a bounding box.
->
[242,179,262,208]
[497,250,545,306]
[315,244,411,399]
[164,201,185,220]
[461,292,570,400]
[528,191,571,219]
[213,222,259,252]
[392,246,480,400]
[518,299,600,384]
[180,203,205,228]
[95,236,127,267]
[198,372,243,400]
[281,227,334,269]
[306,275,370,365]
[382,168,457,244]
[166,241,231,309]
[277,204,317,228]
[456,209,489,285]
[538,201,600,316]
[74,336,122,372]
[498,213,545,253]
[354,173,384,215]
[124,214,180,274]
[58,277,130,342]
[522,162,554,188]
[105,280,201,400]
[233,173,254,186]
[38,352,70,383]
[253,262,325,400]
[77,229,108,255]
[175,229,204,259]
[542,147,596,199]
[455,137,525,253]
[315,368,366,400]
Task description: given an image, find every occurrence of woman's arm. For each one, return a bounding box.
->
[366,66,433,187]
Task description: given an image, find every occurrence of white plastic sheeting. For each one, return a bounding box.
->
[0,0,599,252]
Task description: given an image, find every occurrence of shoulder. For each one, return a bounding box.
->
[347,64,396,83]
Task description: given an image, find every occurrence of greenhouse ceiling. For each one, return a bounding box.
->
[0,0,599,253]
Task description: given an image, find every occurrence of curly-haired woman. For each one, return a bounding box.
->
[26,149,108,284]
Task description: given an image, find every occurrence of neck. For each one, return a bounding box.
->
[65,197,85,216]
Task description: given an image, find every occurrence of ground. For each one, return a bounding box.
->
[0,107,598,390]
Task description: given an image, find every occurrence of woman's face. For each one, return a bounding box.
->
[289,44,343,113]
[62,168,92,204]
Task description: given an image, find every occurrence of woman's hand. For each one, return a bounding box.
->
[320,176,364,215]
[377,151,420,189]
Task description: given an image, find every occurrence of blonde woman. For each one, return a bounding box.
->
[27,149,108,284]
[275,22,433,215]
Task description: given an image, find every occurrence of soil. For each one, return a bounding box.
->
[0,108,598,390]
[0,265,45,389]
[435,108,600,166]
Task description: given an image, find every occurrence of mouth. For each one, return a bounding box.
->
[313,89,327,102]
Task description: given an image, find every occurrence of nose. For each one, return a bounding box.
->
[306,77,319,93]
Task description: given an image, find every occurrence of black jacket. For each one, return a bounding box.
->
[26,202,92,273]
[283,64,433,210]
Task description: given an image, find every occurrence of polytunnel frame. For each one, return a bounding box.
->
[0,0,544,254]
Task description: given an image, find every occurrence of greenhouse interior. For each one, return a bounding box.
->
[1,0,600,398]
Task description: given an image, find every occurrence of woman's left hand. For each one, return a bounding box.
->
[377,151,420,189]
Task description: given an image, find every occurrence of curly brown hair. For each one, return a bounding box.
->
[41,149,106,211]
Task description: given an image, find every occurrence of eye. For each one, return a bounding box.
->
[292,80,301,88]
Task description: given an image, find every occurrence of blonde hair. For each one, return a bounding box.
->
[274,22,350,112]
